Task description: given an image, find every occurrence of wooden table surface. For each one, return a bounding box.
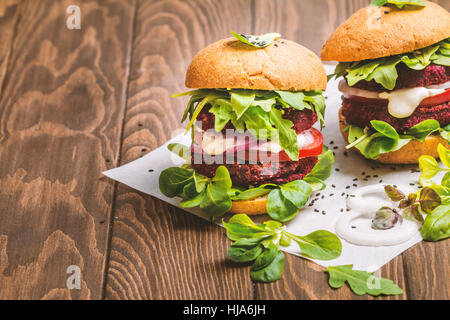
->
[0,0,449,300]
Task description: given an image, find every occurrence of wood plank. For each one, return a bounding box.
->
[402,240,450,299]
[0,0,137,299]
[0,0,20,98]
[104,0,254,299]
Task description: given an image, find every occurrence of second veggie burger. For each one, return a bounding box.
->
[324,0,450,163]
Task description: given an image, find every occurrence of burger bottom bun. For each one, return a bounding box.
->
[229,196,268,215]
[339,108,450,164]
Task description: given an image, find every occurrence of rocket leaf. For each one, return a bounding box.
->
[325,265,403,296]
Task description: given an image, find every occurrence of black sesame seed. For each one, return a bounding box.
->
[314,209,319,212]
[332,184,336,188]
[379,180,383,183]
[346,208,350,212]
[329,193,334,196]
[351,226,356,229]
[321,195,325,199]
[341,192,345,196]
[335,168,340,172]
[333,146,338,150]
[350,194,355,197]
[344,151,348,157]
[340,208,344,212]
[353,178,358,181]
[330,141,334,145]
[148,169,154,172]
[353,184,357,187]
[346,186,350,189]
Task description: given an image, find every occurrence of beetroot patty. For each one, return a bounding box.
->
[197,105,317,134]
[192,156,318,186]
[341,98,450,132]
[350,64,450,92]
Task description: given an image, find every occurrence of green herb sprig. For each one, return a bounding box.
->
[417,143,450,241]
[224,214,342,282]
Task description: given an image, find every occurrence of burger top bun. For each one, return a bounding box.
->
[321,1,450,62]
[185,37,327,91]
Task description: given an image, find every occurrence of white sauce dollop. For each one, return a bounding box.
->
[338,80,447,119]
[335,185,420,247]
[379,87,445,118]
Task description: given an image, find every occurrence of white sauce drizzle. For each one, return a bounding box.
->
[200,129,315,155]
[335,185,420,246]
[338,79,447,119]
[379,87,445,118]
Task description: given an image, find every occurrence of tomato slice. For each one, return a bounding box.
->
[419,88,450,107]
[276,128,323,161]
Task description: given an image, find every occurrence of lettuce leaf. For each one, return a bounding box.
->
[174,88,326,160]
[330,38,450,90]
[346,119,442,159]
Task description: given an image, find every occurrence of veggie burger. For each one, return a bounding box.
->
[323,0,450,164]
[159,32,334,221]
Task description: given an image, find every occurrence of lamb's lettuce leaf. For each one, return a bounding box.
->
[346,119,442,159]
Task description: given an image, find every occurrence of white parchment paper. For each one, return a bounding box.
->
[103,64,425,271]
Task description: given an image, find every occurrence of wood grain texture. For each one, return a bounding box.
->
[104,0,254,299]
[0,0,136,299]
[0,0,20,98]
[402,240,450,299]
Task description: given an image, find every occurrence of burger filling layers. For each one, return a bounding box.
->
[330,38,450,159]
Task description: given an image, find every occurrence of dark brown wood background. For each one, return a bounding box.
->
[0,0,448,300]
